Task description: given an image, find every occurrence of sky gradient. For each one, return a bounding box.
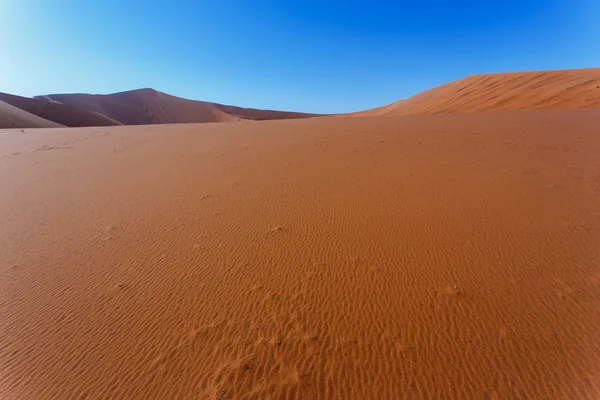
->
[1,0,598,113]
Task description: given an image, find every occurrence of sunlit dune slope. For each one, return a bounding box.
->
[351,68,600,116]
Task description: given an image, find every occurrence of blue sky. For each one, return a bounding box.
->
[1,0,598,113]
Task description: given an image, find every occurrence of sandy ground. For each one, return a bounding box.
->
[1,110,599,399]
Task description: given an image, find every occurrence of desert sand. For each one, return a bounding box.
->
[0,93,123,128]
[351,68,600,116]
[1,109,599,399]
[38,89,321,125]
[0,100,64,129]
[4,68,597,130]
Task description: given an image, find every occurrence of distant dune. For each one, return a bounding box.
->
[213,103,323,121]
[3,68,597,130]
[0,100,64,129]
[37,89,321,125]
[0,93,122,128]
[352,68,600,116]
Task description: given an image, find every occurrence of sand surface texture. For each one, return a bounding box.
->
[353,68,600,116]
[1,111,599,399]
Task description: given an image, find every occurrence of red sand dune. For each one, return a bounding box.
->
[352,68,600,116]
[1,110,599,399]
[38,89,321,125]
[0,93,122,128]
[0,100,64,129]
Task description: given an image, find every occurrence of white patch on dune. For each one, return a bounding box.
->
[34,95,63,104]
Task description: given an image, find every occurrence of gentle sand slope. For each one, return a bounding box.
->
[0,92,122,128]
[0,100,64,129]
[352,68,600,116]
[1,111,599,399]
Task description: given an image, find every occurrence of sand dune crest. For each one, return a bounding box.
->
[351,68,600,116]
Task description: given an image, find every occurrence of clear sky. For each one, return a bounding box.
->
[1,1,598,113]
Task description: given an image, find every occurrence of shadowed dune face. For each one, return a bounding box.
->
[38,89,321,125]
[352,68,600,116]
[213,103,325,121]
[0,101,64,129]
[38,89,237,125]
[1,110,599,399]
[0,93,122,128]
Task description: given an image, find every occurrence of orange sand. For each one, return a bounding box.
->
[352,68,600,116]
[1,110,599,399]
